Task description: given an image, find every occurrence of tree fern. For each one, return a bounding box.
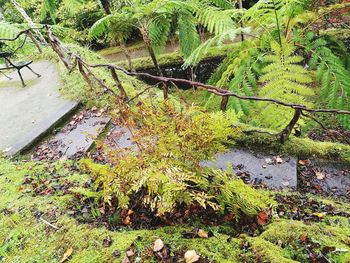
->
[202,0,234,10]
[176,9,201,58]
[308,39,350,127]
[149,13,172,54]
[89,13,133,43]
[40,0,83,23]
[193,5,238,35]
[243,0,301,27]
[183,26,245,66]
[205,41,261,114]
[254,40,314,129]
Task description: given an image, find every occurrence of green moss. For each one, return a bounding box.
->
[234,124,350,163]
[1,157,350,262]
[0,159,243,262]
[246,237,298,263]
[258,219,350,262]
[97,41,145,56]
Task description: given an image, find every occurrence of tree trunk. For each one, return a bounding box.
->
[120,41,134,72]
[10,0,47,45]
[279,108,302,143]
[98,0,111,15]
[140,26,163,76]
[220,96,229,111]
[110,67,128,100]
[238,0,245,42]
[0,8,4,21]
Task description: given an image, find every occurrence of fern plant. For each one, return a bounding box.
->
[90,0,202,74]
[299,33,350,128]
[82,101,274,220]
[253,40,314,129]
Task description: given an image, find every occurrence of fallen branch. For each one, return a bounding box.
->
[88,63,350,116]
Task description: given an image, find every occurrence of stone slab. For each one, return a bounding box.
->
[0,61,79,156]
[34,115,110,160]
[107,125,137,150]
[200,148,297,189]
[311,160,350,196]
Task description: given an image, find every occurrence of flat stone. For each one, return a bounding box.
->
[108,125,137,150]
[0,61,79,156]
[312,160,350,196]
[33,115,110,160]
[200,148,297,189]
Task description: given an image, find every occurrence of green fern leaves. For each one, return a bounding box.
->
[307,38,350,128]
[254,40,314,129]
[177,10,201,58]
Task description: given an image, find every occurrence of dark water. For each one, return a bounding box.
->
[136,56,224,89]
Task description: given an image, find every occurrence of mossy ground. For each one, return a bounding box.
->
[1,158,350,262]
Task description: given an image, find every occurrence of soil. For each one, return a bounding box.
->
[308,127,350,145]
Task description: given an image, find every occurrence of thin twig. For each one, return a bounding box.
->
[39,217,60,230]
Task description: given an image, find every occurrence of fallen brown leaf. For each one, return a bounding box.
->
[315,171,325,180]
[300,232,308,242]
[298,160,307,165]
[123,216,131,225]
[257,211,269,225]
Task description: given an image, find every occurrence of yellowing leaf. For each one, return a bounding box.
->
[313,212,326,218]
[60,247,73,263]
[197,229,208,238]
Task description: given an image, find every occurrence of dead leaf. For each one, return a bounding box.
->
[123,216,131,225]
[127,210,133,216]
[197,229,208,238]
[275,156,283,164]
[60,247,73,263]
[102,236,113,247]
[298,160,307,165]
[153,239,164,252]
[257,211,269,225]
[315,172,325,180]
[300,232,308,242]
[184,250,200,263]
[126,249,135,257]
[121,255,130,263]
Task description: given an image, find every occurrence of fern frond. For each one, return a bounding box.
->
[306,37,350,128]
[176,9,201,58]
[149,13,171,53]
[254,40,314,129]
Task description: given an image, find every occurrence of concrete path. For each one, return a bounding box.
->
[0,61,79,156]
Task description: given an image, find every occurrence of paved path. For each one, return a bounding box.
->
[0,61,78,156]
